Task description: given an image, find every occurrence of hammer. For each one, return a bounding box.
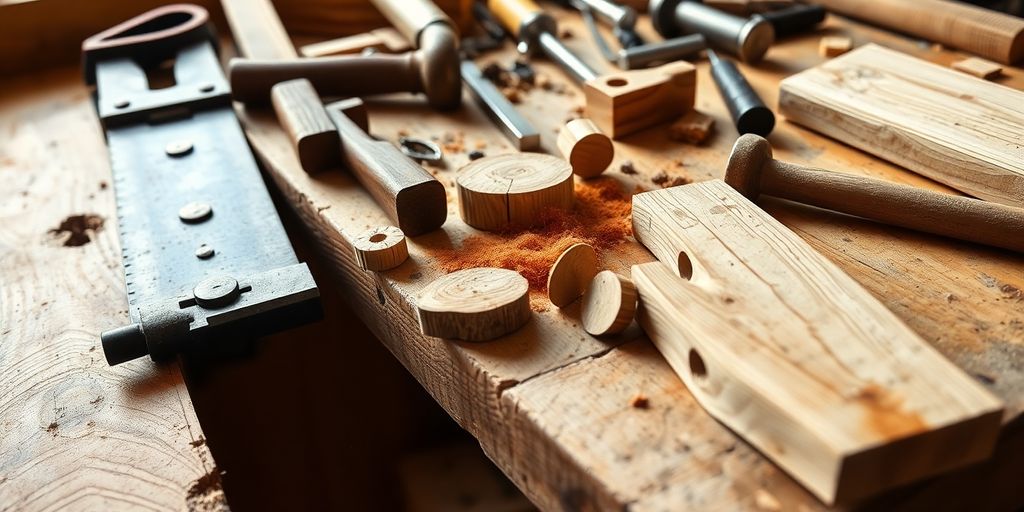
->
[726,134,1024,253]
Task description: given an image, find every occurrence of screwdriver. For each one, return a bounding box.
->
[707,49,774,136]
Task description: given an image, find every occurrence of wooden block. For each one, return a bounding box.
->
[951,57,1003,80]
[630,179,1004,504]
[584,61,697,139]
[457,153,574,231]
[556,118,614,178]
[818,36,852,57]
[299,27,412,58]
[667,110,715,144]
[547,243,598,308]
[270,79,340,174]
[416,268,530,342]
[352,225,408,271]
[779,44,1024,208]
[581,271,636,336]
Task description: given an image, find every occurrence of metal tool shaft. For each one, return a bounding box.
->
[651,0,774,63]
[618,34,705,69]
[708,50,774,136]
[538,31,599,83]
[460,60,541,150]
[577,0,635,30]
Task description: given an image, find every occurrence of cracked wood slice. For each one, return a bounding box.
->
[581,270,636,336]
[631,179,1004,505]
[416,268,531,342]
[352,225,408,271]
[457,153,574,231]
[547,243,598,308]
[779,44,1024,207]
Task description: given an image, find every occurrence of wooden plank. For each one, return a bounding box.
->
[226,8,1024,511]
[779,44,1024,208]
[630,180,1003,504]
[0,68,222,510]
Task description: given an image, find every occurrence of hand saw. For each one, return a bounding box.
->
[83,4,321,366]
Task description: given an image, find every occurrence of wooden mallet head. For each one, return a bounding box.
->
[724,133,774,200]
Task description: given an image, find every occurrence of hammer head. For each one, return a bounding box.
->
[725,134,772,200]
[649,0,683,38]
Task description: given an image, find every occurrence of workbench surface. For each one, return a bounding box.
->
[2,4,1023,511]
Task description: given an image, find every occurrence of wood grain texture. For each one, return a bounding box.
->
[353,225,408,271]
[631,180,1004,504]
[556,118,614,178]
[271,79,340,173]
[779,44,1024,208]
[0,68,221,511]
[584,61,697,139]
[581,271,636,336]
[456,153,573,231]
[416,268,531,342]
[547,243,599,308]
[225,7,1024,511]
[807,0,1024,64]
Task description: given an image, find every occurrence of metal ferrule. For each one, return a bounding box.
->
[673,1,773,63]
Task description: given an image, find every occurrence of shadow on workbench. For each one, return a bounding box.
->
[181,204,533,511]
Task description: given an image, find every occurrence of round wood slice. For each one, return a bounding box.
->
[556,118,614,178]
[352,225,408,271]
[457,153,574,231]
[547,243,598,308]
[582,271,637,336]
[416,267,531,342]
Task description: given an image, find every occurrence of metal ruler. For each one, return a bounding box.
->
[84,5,320,366]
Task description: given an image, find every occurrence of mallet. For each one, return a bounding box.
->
[725,134,1024,253]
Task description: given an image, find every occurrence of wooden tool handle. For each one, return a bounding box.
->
[370,0,455,46]
[765,161,1024,253]
[325,99,447,236]
[809,0,1024,64]
[229,55,423,104]
[486,0,543,36]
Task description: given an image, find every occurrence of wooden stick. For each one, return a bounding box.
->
[416,268,531,341]
[270,79,340,174]
[299,27,411,58]
[779,44,1024,208]
[457,153,574,231]
[556,119,614,179]
[631,179,1004,505]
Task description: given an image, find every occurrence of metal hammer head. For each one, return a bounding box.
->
[725,134,773,200]
[649,0,683,38]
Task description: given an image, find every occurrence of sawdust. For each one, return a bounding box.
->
[49,213,104,247]
[186,468,228,512]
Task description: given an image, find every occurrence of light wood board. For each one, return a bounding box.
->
[779,43,1024,208]
[0,68,222,511]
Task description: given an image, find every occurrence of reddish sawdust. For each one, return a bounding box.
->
[436,178,632,297]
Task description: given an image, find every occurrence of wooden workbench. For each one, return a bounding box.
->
[1,3,1021,511]
[239,8,1024,511]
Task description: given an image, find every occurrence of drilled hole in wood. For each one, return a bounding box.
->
[369,233,388,243]
[678,251,693,280]
[689,349,707,379]
[606,77,628,87]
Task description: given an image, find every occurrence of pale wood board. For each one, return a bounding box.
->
[231,7,1024,511]
[0,68,222,510]
[779,43,1024,208]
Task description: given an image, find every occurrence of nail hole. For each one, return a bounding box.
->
[369,233,388,243]
[677,251,693,280]
[689,349,706,379]
[606,77,628,87]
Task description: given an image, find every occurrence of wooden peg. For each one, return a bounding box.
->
[457,153,574,231]
[270,79,341,174]
[951,57,1003,79]
[581,271,637,336]
[584,61,696,139]
[416,268,531,342]
[556,119,614,178]
[352,226,408,271]
[547,243,598,307]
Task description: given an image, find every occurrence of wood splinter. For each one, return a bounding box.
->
[416,268,531,342]
[457,153,574,231]
[581,271,637,336]
[353,225,408,271]
[557,119,614,178]
[951,57,1003,79]
[547,243,598,307]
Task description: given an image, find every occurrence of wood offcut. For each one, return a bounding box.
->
[353,225,409,271]
[457,153,574,231]
[581,271,636,336]
[557,118,614,178]
[416,268,531,341]
[547,243,598,307]
[631,179,1004,504]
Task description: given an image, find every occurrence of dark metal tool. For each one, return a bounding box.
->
[707,49,774,136]
[83,4,321,366]
[754,4,827,38]
[651,0,775,62]
[578,2,706,69]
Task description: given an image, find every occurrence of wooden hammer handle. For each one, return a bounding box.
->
[230,55,423,104]
[765,161,1024,253]
[808,0,1024,64]
[486,0,544,37]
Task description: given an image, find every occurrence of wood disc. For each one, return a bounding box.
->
[547,243,598,308]
[581,271,637,336]
[416,267,531,342]
[557,118,614,178]
[457,153,574,231]
[352,225,408,271]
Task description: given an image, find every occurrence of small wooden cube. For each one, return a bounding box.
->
[667,110,715,145]
[951,57,1003,80]
[819,36,853,58]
